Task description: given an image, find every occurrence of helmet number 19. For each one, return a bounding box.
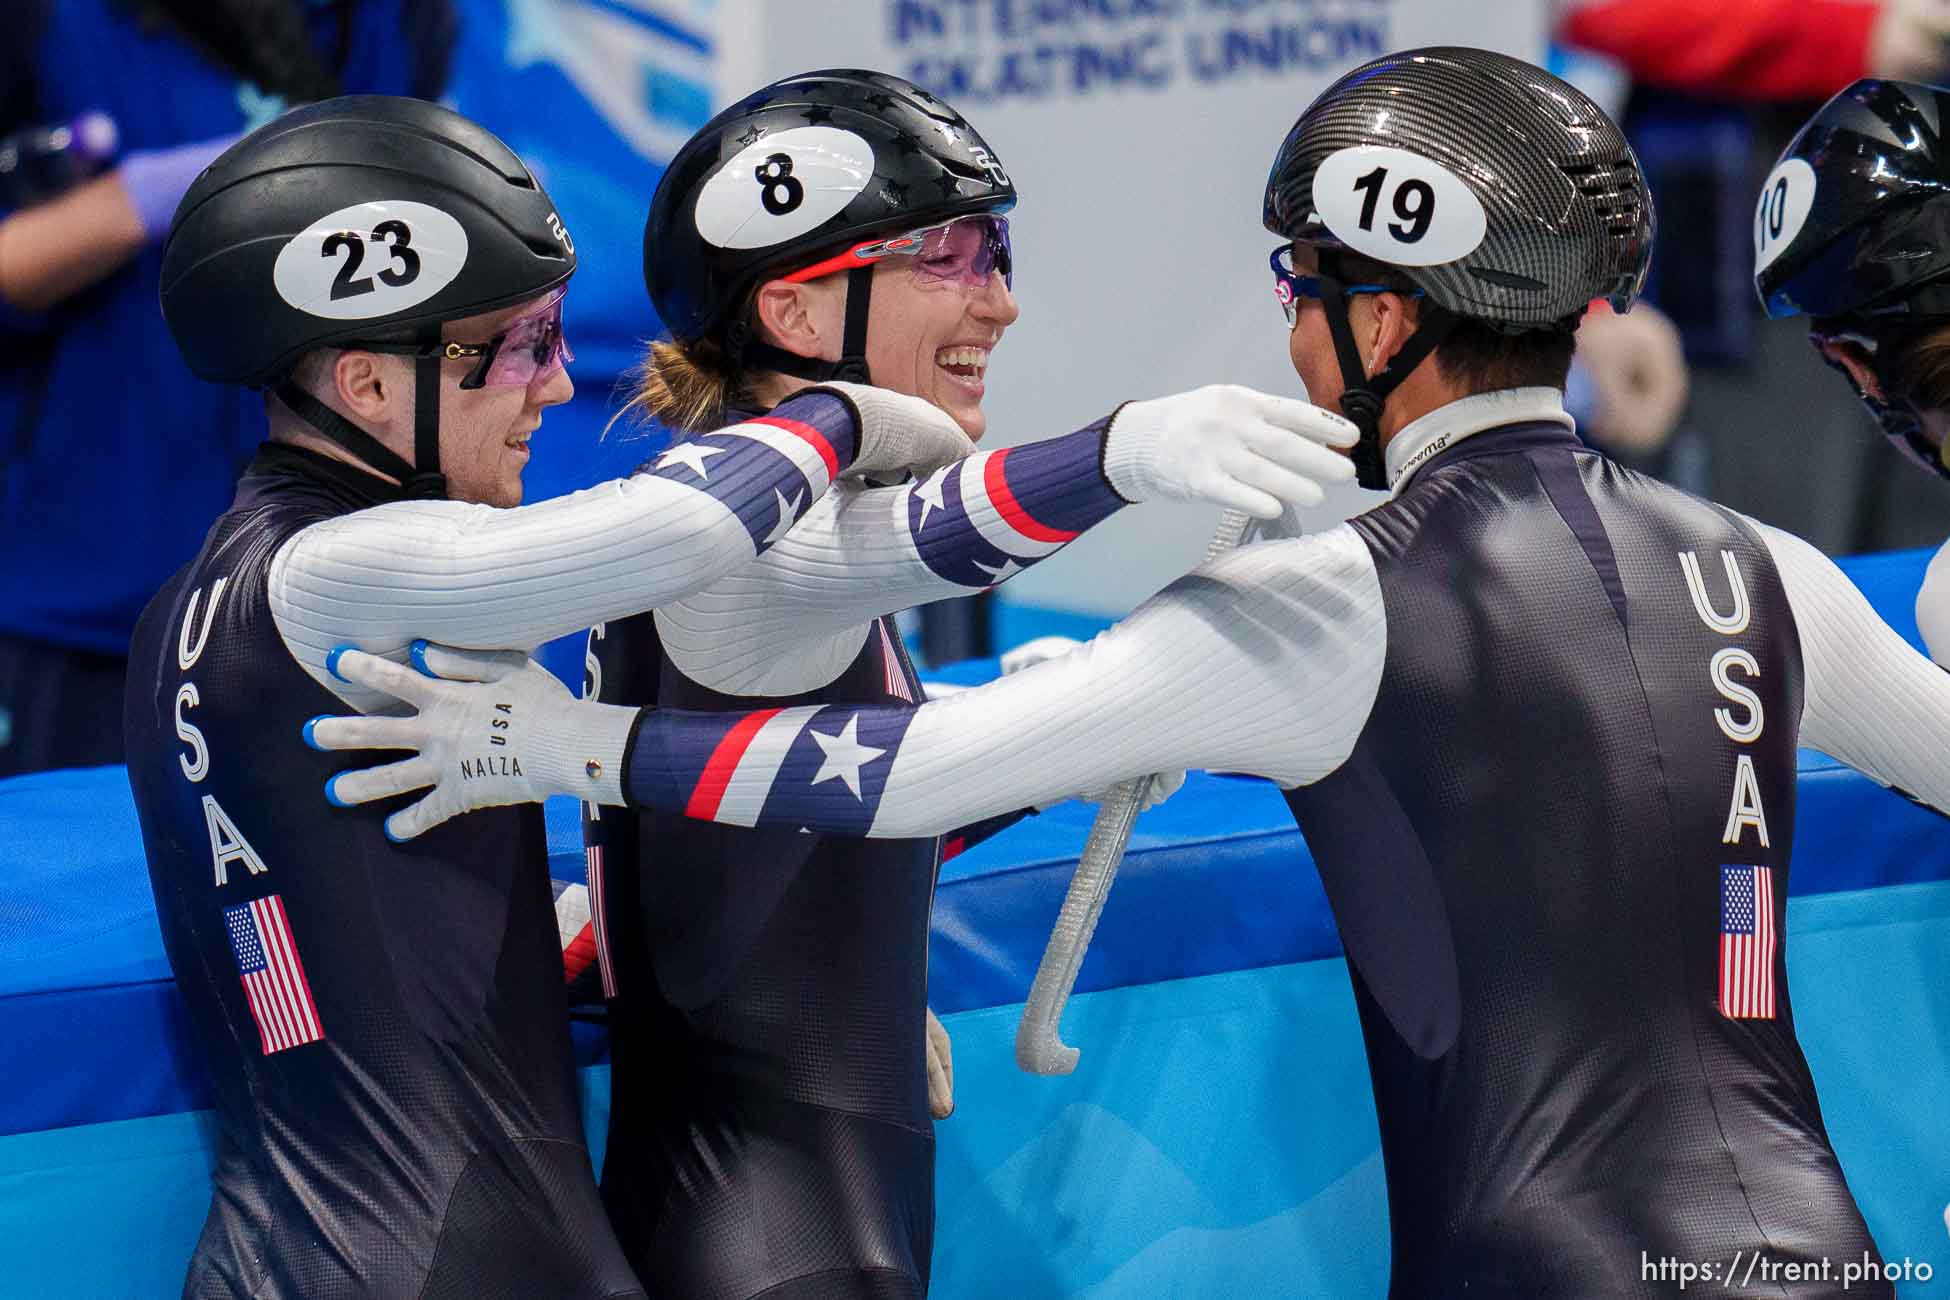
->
[1352,166,1434,244]
[1312,145,1486,267]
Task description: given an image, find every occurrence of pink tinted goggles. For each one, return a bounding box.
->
[783,214,1013,290]
[450,289,574,390]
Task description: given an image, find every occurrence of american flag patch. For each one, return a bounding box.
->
[1719,864,1776,1019]
[224,895,324,1054]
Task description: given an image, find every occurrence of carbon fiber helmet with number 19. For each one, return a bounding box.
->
[160,95,578,499]
[644,68,1015,384]
[1754,79,1950,480]
[1264,47,1654,489]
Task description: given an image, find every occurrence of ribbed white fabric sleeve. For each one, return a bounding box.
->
[270,475,762,709]
[1756,520,1950,812]
[655,480,946,696]
[863,525,1388,838]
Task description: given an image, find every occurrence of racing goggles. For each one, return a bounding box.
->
[444,288,574,390]
[1270,246,1423,328]
[784,214,1013,290]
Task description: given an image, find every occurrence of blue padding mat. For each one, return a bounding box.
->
[6,882,1947,1299]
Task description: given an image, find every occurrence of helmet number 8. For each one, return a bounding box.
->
[1352,166,1435,245]
[321,219,422,301]
[756,153,805,217]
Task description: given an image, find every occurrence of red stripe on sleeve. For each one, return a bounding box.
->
[984,449,1080,544]
[686,707,786,821]
[749,416,841,483]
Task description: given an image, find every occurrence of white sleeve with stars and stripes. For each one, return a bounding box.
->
[656,424,1130,697]
[268,398,857,713]
[633,526,1388,838]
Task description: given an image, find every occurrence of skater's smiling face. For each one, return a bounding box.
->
[750,214,1021,440]
[276,290,576,507]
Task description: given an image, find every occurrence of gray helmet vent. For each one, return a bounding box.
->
[1557,154,1646,240]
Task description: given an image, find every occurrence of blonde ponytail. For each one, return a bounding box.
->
[608,335,747,437]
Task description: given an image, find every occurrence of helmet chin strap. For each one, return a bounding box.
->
[273,325,449,499]
[1317,253,1458,491]
[738,264,876,385]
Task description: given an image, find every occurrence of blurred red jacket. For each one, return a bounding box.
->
[1560,0,1878,100]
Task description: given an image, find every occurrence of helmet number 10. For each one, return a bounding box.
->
[1352,166,1435,245]
[1756,177,1790,251]
[1752,158,1815,273]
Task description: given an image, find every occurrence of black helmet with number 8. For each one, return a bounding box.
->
[1262,47,1654,487]
[644,69,1016,381]
[161,95,578,496]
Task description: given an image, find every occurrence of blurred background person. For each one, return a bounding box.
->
[0,0,454,776]
[1555,0,1950,552]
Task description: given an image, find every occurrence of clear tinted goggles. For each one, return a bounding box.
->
[785,214,1013,290]
[446,288,574,390]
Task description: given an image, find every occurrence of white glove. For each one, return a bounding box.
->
[1101,384,1358,518]
[814,381,978,481]
[1001,636,1187,812]
[1573,303,1688,457]
[1871,0,1950,80]
[926,1007,954,1119]
[305,642,637,841]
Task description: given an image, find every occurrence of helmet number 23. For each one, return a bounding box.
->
[1351,166,1434,244]
[321,220,422,301]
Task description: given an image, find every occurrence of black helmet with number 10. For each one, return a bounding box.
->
[1754,79,1950,480]
[644,69,1016,384]
[1264,47,1654,487]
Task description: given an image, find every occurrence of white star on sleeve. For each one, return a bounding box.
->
[913,468,949,532]
[974,556,1023,585]
[808,716,887,799]
[655,441,729,480]
[765,487,805,546]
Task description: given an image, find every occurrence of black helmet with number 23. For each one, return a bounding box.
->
[161,95,578,499]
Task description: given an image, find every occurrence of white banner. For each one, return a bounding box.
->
[720,0,1552,614]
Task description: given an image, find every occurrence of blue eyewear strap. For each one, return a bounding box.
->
[1270,246,1424,326]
